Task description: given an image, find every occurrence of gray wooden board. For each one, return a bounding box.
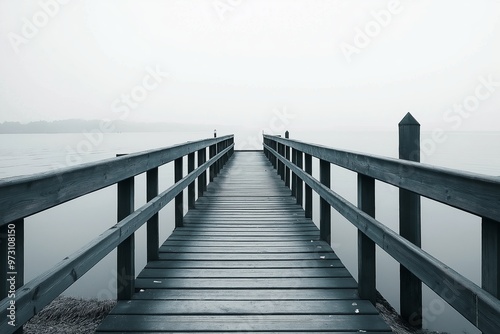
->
[138,268,351,278]
[96,152,392,333]
[109,300,378,315]
[96,315,391,332]
[145,260,343,269]
[132,289,360,300]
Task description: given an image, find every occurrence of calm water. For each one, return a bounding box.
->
[0,131,499,334]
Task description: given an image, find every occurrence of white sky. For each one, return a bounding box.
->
[1,0,499,132]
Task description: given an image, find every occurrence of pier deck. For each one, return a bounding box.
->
[96,151,392,333]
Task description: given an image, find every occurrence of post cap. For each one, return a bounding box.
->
[399,112,420,126]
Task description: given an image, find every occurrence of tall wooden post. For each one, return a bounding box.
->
[146,168,159,262]
[117,173,135,300]
[482,217,500,298]
[399,112,422,327]
[319,159,331,244]
[358,174,376,304]
[304,154,313,219]
[175,157,183,228]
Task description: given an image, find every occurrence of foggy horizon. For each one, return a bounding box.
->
[1,1,500,134]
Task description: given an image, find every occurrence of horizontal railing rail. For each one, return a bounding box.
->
[0,135,234,334]
[0,135,233,226]
[263,127,500,334]
[264,136,500,222]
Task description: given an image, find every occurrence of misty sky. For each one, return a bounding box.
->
[1,0,499,133]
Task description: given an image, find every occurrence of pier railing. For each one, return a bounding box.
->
[0,135,234,333]
[263,116,500,334]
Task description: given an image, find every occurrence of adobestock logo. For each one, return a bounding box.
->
[339,0,403,63]
[7,0,72,54]
[111,65,169,120]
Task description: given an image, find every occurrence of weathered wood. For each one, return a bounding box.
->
[291,148,298,197]
[357,174,376,304]
[482,217,500,298]
[320,159,331,244]
[399,112,422,327]
[209,144,216,182]
[265,143,500,334]
[132,288,358,300]
[0,143,234,334]
[285,132,291,188]
[296,150,303,207]
[97,314,390,332]
[0,135,233,227]
[146,168,159,262]
[197,148,206,196]
[174,157,183,228]
[305,153,313,219]
[263,135,500,222]
[187,152,195,209]
[117,175,135,301]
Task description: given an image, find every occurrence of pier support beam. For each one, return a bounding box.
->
[319,159,331,244]
[147,168,159,262]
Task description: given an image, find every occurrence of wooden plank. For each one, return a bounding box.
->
[96,314,391,332]
[109,299,378,315]
[145,260,343,269]
[138,268,351,278]
[132,289,360,300]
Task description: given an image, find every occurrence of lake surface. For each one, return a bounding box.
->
[1,131,499,334]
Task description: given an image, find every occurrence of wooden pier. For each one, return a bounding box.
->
[1,114,500,334]
[96,152,391,332]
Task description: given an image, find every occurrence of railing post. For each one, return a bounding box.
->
[198,148,206,196]
[482,217,500,298]
[209,144,216,183]
[291,148,298,197]
[146,168,159,262]
[188,152,195,210]
[277,143,284,180]
[357,174,376,304]
[319,159,331,244]
[175,157,184,228]
[285,132,290,188]
[399,112,422,327]
[296,150,303,207]
[117,173,135,300]
[304,154,312,219]
[1,219,24,333]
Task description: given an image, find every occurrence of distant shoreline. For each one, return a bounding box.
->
[0,119,216,134]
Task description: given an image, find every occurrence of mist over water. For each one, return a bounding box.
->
[0,130,498,334]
